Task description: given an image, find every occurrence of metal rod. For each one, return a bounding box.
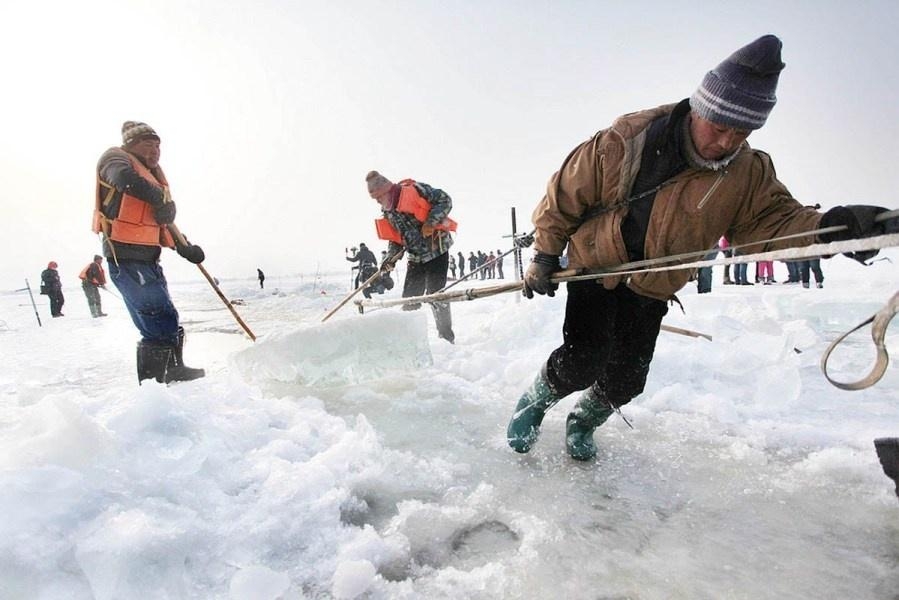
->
[23,279,42,327]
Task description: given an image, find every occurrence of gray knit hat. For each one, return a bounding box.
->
[366,170,393,197]
[690,35,785,130]
[122,121,160,146]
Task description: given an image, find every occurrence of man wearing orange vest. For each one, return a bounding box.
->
[79,255,108,318]
[366,170,456,343]
[95,121,206,384]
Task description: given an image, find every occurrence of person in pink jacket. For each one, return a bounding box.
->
[719,236,733,285]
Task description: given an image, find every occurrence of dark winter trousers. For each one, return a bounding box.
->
[544,281,668,405]
[403,252,453,340]
[109,260,180,345]
[49,291,64,317]
[82,281,103,316]
[696,249,718,294]
[799,259,824,285]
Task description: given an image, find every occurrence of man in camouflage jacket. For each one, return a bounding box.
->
[366,171,455,343]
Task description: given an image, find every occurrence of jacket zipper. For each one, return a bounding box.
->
[696,171,725,210]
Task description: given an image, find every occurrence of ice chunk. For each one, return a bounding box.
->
[232,311,432,386]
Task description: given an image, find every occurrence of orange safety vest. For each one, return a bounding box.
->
[94,152,175,248]
[375,180,458,244]
[79,262,107,286]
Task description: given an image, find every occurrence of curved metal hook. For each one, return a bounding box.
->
[821,291,898,390]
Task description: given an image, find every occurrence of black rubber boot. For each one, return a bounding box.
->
[169,327,205,382]
[137,341,174,384]
[565,385,615,461]
[507,368,561,453]
[136,328,204,385]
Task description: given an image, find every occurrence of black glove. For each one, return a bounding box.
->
[153,201,176,225]
[523,253,561,298]
[819,205,895,263]
[176,242,205,264]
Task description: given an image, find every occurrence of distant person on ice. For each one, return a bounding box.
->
[94,121,206,384]
[257,268,265,289]
[366,170,457,343]
[79,255,108,317]
[507,35,898,461]
[40,261,65,318]
[346,242,392,299]
[345,242,377,288]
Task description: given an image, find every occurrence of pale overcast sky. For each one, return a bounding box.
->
[2,0,898,285]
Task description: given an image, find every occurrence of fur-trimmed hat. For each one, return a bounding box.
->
[365,170,393,198]
[690,35,785,130]
[122,121,160,146]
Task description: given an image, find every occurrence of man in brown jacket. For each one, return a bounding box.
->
[507,35,895,461]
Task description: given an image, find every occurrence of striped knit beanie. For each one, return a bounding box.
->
[690,35,785,131]
[122,121,160,146]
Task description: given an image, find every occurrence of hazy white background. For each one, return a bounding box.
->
[2,0,898,286]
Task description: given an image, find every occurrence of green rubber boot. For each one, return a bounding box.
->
[565,386,614,461]
[507,370,561,453]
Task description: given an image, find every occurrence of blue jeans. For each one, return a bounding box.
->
[109,261,180,344]
[799,259,824,284]
[697,249,717,293]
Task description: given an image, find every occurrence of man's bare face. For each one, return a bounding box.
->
[689,114,751,161]
[129,138,161,168]
[373,189,392,209]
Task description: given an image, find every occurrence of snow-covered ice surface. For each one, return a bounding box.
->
[1,255,897,599]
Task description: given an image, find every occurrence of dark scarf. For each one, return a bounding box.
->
[620,100,691,261]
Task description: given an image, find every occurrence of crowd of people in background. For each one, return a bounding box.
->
[696,235,827,294]
[449,250,505,280]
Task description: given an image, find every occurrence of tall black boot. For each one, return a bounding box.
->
[136,330,204,385]
[169,327,205,382]
[137,341,174,384]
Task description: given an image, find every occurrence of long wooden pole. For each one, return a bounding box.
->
[167,223,256,341]
[353,278,710,340]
